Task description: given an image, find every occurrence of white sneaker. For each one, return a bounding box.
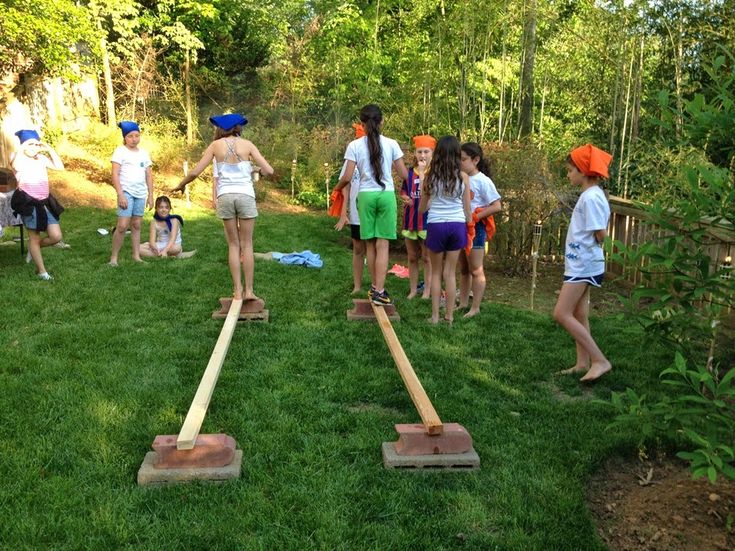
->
[54,241,71,249]
[38,272,54,281]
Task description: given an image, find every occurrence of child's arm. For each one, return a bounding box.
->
[145,166,154,210]
[393,157,409,183]
[399,175,411,206]
[111,162,127,209]
[249,144,274,176]
[173,144,215,192]
[418,181,430,214]
[334,183,350,231]
[161,218,180,257]
[476,199,502,219]
[148,220,159,256]
[334,160,356,191]
[461,173,472,223]
[594,228,607,244]
[41,144,64,170]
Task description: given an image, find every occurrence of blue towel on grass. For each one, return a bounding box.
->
[271,250,323,268]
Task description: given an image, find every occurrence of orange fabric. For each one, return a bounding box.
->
[464,208,496,256]
[328,189,344,217]
[352,123,366,139]
[569,144,612,179]
[412,135,436,150]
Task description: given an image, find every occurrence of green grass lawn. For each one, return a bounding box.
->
[0,203,671,549]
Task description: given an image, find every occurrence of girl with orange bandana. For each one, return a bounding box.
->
[400,135,435,299]
[553,144,612,382]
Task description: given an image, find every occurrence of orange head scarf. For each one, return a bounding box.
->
[569,144,612,179]
[412,135,436,150]
[352,123,366,139]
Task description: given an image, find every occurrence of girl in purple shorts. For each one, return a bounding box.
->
[419,136,471,324]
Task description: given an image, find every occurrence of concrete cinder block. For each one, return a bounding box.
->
[137,450,243,486]
[382,442,480,471]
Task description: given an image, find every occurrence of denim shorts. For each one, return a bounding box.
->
[117,191,146,217]
[471,222,487,249]
[22,206,59,230]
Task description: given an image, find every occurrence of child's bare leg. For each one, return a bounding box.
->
[41,223,62,248]
[443,249,461,323]
[166,244,182,256]
[365,239,377,289]
[560,286,592,373]
[428,250,444,324]
[223,218,243,299]
[139,242,156,257]
[27,230,47,274]
[110,217,130,265]
[405,238,420,298]
[458,251,471,308]
[238,217,259,301]
[130,216,143,261]
[420,241,431,299]
[553,283,611,380]
[351,238,365,293]
[464,248,486,317]
[373,238,389,292]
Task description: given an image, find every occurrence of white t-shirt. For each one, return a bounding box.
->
[564,185,610,277]
[468,172,501,211]
[111,146,152,199]
[338,161,361,225]
[427,180,466,223]
[344,135,403,192]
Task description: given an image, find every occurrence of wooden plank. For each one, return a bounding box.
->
[177,299,243,450]
[371,303,443,435]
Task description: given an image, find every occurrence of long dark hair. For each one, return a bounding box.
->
[214,126,242,140]
[360,104,384,188]
[461,142,492,178]
[426,136,462,198]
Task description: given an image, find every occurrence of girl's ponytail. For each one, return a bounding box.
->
[360,104,384,188]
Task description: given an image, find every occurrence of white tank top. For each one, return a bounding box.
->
[214,139,254,198]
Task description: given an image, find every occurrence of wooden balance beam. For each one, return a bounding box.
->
[138,299,244,485]
[371,303,443,435]
[370,303,479,468]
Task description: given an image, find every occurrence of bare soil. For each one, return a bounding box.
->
[588,455,735,551]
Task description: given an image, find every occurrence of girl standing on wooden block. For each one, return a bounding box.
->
[553,144,612,382]
[458,142,502,317]
[173,113,274,301]
[400,135,435,300]
[334,123,367,294]
[10,129,65,280]
[419,136,471,324]
[336,104,408,306]
[109,121,154,266]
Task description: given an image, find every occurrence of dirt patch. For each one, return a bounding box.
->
[587,456,735,550]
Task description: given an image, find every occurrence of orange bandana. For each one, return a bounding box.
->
[352,123,366,139]
[412,135,436,150]
[570,144,612,179]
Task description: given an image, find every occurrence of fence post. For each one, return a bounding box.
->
[291,159,297,198]
[324,162,330,212]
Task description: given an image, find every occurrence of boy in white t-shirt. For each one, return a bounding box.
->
[109,121,154,266]
[553,144,612,382]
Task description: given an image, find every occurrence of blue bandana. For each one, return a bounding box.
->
[15,129,41,144]
[154,212,184,231]
[118,121,140,137]
[209,113,248,131]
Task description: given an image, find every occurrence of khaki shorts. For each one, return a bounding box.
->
[216,193,258,219]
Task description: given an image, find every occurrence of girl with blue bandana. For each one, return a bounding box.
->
[109,121,154,266]
[173,113,273,301]
[10,129,65,281]
[139,195,196,259]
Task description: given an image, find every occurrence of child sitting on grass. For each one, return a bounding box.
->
[139,195,196,258]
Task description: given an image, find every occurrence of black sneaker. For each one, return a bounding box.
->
[368,286,377,301]
[372,289,392,306]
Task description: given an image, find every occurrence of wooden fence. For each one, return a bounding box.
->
[490,194,735,283]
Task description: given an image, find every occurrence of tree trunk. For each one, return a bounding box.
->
[100,37,116,128]
[184,50,193,146]
[518,0,537,140]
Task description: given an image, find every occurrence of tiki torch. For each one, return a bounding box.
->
[530,220,543,310]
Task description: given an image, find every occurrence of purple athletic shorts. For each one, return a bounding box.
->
[426,222,468,253]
